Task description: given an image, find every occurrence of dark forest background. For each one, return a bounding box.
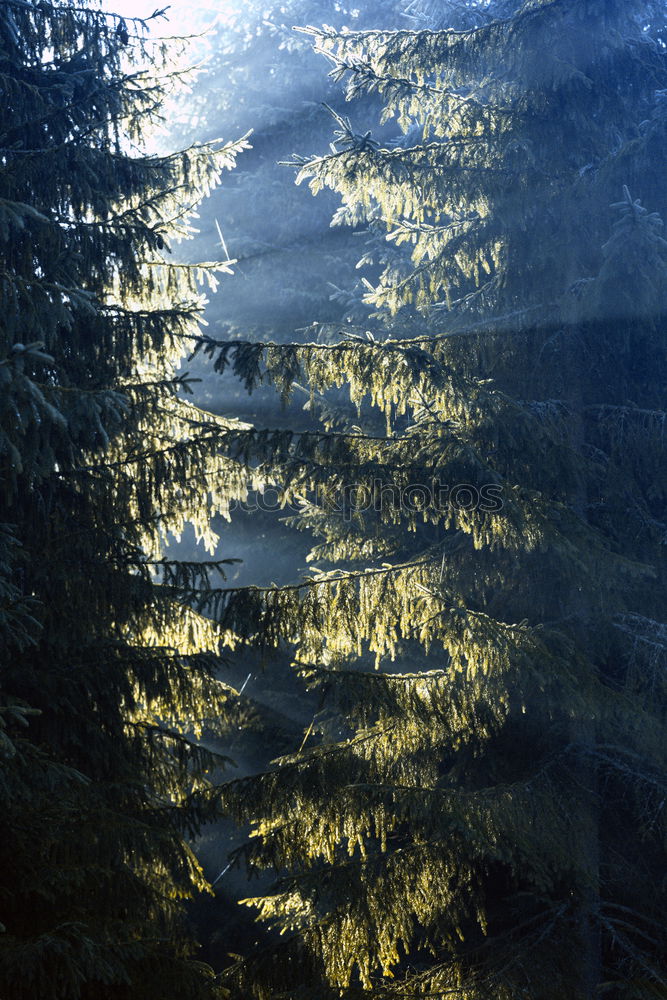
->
[2,1,666,996]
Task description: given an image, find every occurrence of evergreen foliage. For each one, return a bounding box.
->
[167,0,414,384]
[192,1,667,996]
[0,2,252,996]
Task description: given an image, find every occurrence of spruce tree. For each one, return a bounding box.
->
[0,2,252,996]
[190,1,667,996]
